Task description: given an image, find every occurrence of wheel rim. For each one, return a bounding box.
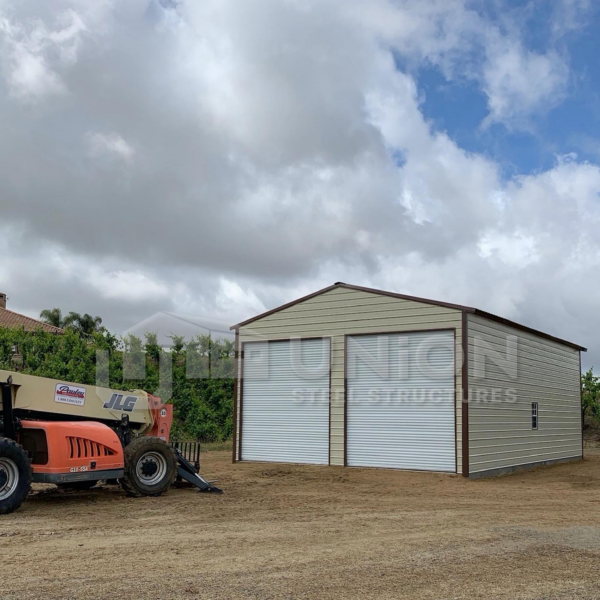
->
[0,458,20,501]
[136,451,167,486]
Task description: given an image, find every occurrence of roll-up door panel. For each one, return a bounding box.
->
[346,330,455,472]
[242,338,330,465]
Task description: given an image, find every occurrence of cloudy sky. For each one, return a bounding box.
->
[0,0,599,365]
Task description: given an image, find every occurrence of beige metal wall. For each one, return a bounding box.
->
[235,287,463,471]
[467,314,582,476]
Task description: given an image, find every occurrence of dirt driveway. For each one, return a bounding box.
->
[2,448,600,600]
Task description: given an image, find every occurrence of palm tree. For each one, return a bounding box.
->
[63,312,104,336]
[40,309,104,335]
[39,308,64,328]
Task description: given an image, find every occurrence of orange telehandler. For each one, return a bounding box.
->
[0,370,221,515]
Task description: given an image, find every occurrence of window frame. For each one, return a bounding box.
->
[532,402,539,430]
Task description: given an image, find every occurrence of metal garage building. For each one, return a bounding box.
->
[231,283,585,478]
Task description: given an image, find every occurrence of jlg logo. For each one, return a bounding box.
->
[103,393,138,412]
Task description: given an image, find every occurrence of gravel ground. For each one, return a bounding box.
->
[2,448,600,599]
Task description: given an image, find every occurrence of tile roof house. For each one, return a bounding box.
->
[0,293,63,334]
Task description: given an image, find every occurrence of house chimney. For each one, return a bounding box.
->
[0,293,6,309]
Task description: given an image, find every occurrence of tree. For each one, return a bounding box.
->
[63,312,104,336]
[40,309,104,336]
[582,368,600,422]
[39,308,64,328]
[0,325,234,442]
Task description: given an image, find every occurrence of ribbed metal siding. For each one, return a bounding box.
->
[346,331,455,472]
[236,287,464,470]
[467,314,581,474]
[241,339,330,465]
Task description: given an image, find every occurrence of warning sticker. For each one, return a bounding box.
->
[55,383,86,406]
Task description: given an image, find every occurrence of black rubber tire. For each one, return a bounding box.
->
[120,437,176,497]
[57,481,97,491]
[0,437,32,515]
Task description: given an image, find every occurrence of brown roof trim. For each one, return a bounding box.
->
[230,283,341,329]
[230,282,471,330]
[470,308,586,352]
[230,282,586,352]
[332,282,475,312]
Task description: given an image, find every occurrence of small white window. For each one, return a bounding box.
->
[532,402,538,430]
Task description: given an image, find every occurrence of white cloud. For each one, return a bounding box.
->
[349,0,572,128]
[0,7,89,102]
[0,0,597,363]
[478,232,540,267]
[216,279,267,320]
[86,132,135,162]
[482,41,568,127]
[551,0,594,37]
[87,269,168,302]
[5,47,65,101]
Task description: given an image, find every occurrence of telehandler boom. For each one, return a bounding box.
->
[0,370,221,515]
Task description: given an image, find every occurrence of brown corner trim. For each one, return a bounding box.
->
[328,338,332,466]
[461,311,469,478]
[232,330,239,464]
[580,351,584,460]
[238,343,245,462]
[343,334,348,467]
[453,328,458,475]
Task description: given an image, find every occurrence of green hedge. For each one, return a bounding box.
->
[3,326,595,439]
[582,367,600,422]
[0,327,234,442]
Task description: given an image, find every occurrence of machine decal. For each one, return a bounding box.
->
[55,384,86,407]
[103,393,139,412]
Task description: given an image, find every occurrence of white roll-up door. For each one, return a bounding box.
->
[346,330,455,472]
[241,338,330,465]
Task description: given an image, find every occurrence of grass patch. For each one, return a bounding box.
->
[201,439,233,452]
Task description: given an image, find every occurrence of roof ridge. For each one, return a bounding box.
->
[230,282,474,330]
[229,282,585,351]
